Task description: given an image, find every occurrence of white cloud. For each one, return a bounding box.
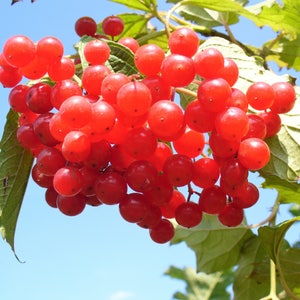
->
[109,291,135,300]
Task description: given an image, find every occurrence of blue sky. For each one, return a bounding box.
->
[0,1,299,300]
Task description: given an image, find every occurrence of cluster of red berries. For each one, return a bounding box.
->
[0,15,296,244]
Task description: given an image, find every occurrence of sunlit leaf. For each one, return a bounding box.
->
[264,35,300,71]
[165,266,232,300]
[246,0,300,38]
[167,0,248,28]
[109,0,156,12]
[0,109,34,256]
[171,214,253,273]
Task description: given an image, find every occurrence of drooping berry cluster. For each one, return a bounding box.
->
[0,16,296,244]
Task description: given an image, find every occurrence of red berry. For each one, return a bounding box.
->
[102,16,124,37]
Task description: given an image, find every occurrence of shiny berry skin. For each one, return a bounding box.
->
[218,202,244,227]
[53,166,83,197]
[270,81,296,114]
[199,185,227,214]
[175,201,203,228]
[57,194,86,216]
[149,218,175,244]
[48,57,75,81]
[36,147,66,176]
[194,47,224,79]
[94,170,127,205]
[59,95,92,128]
[3,35,36,68]
[75,16,97,37]
[62,131,91,163]
[161,54,196,87]
[160,190,186,219]
[119,193,149,223]
[84,39,110,65]
[102,16,124,37]
[147,100,185,141]
[50,79,82,110]
[215,107,249,141]
[246,82,275,110]
[238,138,270,170]
[197,78,231,113]
[8,84,30,113]
[118,37,139,53]
[163,154,194,187]
[168,27,199,57]
[134,44,165,76]
[117,81,152,117]
[26,82,53,114]
[125,160,158,193]
[192,158,220,188]
[36,36,64,64]
[33,113,60,147]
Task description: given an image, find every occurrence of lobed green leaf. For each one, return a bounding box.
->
[165,265,232,300]
[258,217,300,297]
[109,0,157,12]
[167,0,248,29]
[171,214,253,273]
[0,109,34,256]
[233,236,275,300]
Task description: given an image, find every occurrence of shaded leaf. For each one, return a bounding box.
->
[0,109,34,255]
[233,236,275,300]
[258,218,300,298]
[171,214,253,273]
[165,266,232,300]
[280,247,300,293]
[258,216,300,262]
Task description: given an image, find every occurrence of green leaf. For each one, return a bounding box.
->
[264,35,300,71]
[261,176,300,205]
[106,40,138,75]
[258,217,300,262]
[246,0,300,38]
[165,266,232,300]
[137,30,169,51]
[289,204,300,217]
[280,247,300,294]
[109,0,156,12]
[167,0,248,28]
[97,13,150,40]
[0,109,34,256]
[171,214,253,273]
[75,36,138,76]
[258,218,300,298]
[233,236,274,300]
